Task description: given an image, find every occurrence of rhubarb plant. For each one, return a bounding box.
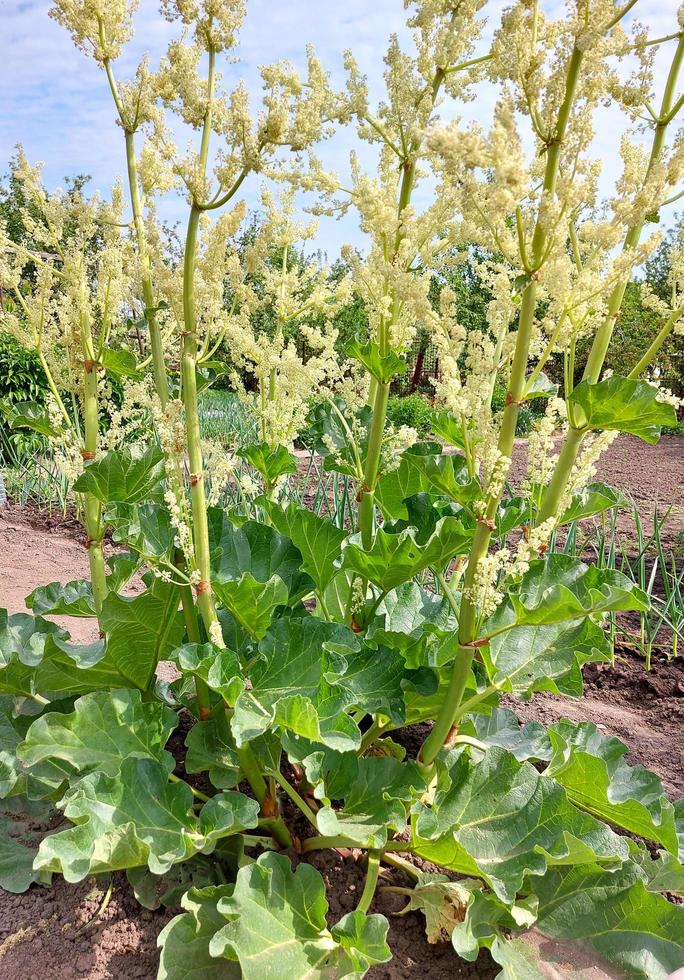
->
[1,0,684,977]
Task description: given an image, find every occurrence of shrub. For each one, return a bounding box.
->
[0,330,49,463]
[386,394,433,436]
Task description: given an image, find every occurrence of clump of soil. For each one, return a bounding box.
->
[0,875,173,980]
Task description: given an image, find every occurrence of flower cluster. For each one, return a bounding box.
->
[220,191,351,447]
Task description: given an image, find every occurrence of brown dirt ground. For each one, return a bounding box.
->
[0,434,682,979]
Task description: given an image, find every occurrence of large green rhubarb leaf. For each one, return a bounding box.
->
[26,553,138,618]
[347,338,406,382]
[34,757,259,881]
[184,717,242,790]
[630,844,684,897]
[545,720,678,854]
[0,698,67,799]
[175,642,243,706]
[73,444,166,503]
[463,708,552,763]
[313,752,426,847]
[484,617,611,699]
[0,607,65,667]
[18,689,177,780]
[238,442,297,485]
[259,500,346,592]
[106,502,176,560]
[158,884,240,980]
[366,581,456,668]
[3,400,59,437]
[532,862,684,979]
[413,746,628,904]
[210,851,391,978]
[342,517,472,592]
[375,444,437,520]
[27,578,97,618]
[213,575,288,641]
[570,376,676,444]
[100,579,184,690]
[207,511,312,600]
[208,512,313,637]
[557,482,625,525]
[231,616,423,751]
[0,610,129,699]
[494,554,649,627]
[409,451,481,504]
[232,617,359,749]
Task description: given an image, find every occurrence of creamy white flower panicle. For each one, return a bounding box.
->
[50,0,138,63]
[218,191,350,448]
[159,0,246,53]
[0,152,134,394]
[525,397,567,493]
[12,0,684,625]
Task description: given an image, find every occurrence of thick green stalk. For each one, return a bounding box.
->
[182,203,222,646]
[538,33,684,525]
[178,43,226,727]
[79,313,108,615]
[421,45,586,767]
[356,80,438,546]
[628,305,684,379]
[357,851,381,914]
[124,131,169,407]
[358,380,389,548]
[356,61,449,546]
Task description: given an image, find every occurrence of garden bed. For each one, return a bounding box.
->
[0,435,682,978]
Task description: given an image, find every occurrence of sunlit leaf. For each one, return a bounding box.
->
[3,400,59,437]
[158,884,240,979]
[18,688,177,779]
[210,851,390,978]
[238,442,297,485]
[570,376,676,444]
[413,746,628,904]
[175,642,243,706]
[342,518,472,592]
[484,617,611,698]
[557,482,625,525]
[346,338,406,382]
[105,501,176,560]
[34,757,259,882]
[100,579,185,690]
[312,751,426,847]
[545,720,678,854]
[73,444,166,504]
[260,500,346,592]
[532,862,684,979]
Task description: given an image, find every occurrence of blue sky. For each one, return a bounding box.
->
[0,0,681,257]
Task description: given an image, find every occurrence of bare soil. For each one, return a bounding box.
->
[0,434,682,979]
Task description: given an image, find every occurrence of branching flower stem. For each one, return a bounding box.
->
[537,32,684,526]
[180,45,224,693]
[420,42,586,767]
[99,17,169,407]
[357,66,446,549]
[78,290,108,615]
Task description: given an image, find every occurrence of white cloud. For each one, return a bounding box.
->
[1,0,682,257]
